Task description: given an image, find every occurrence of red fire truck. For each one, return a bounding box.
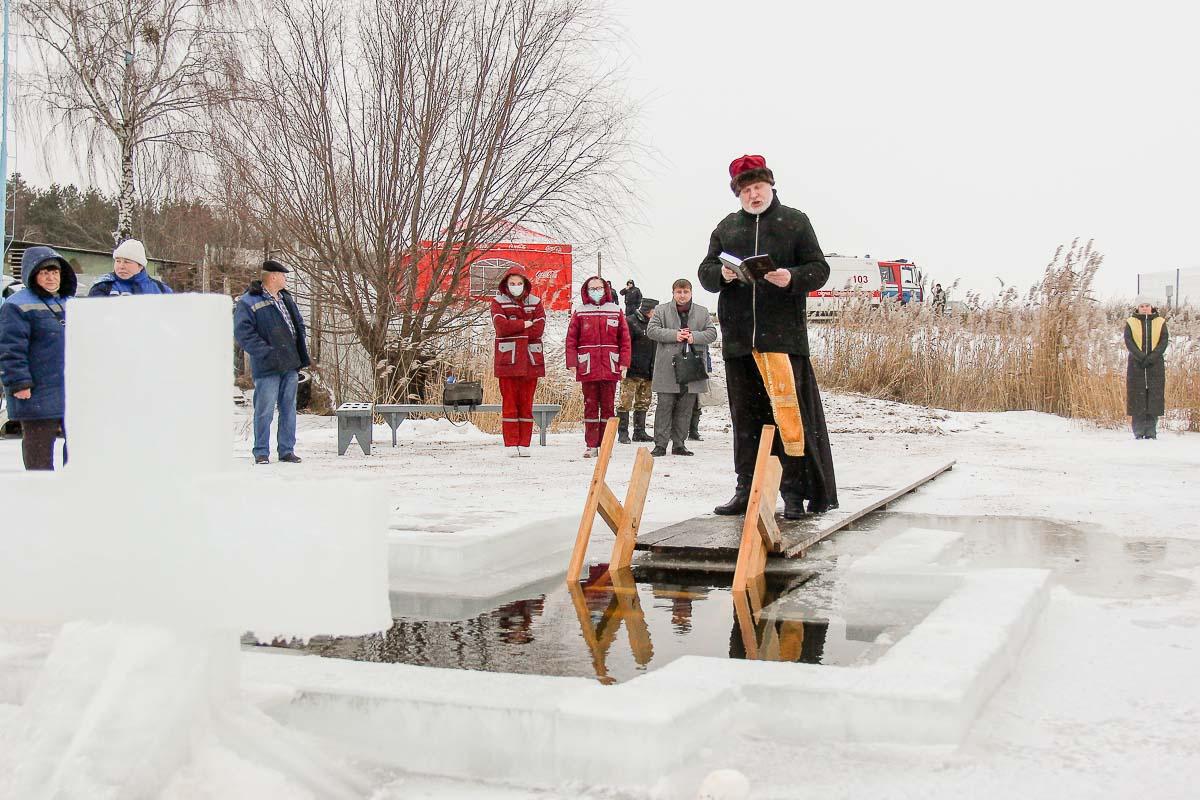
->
[807,255,924,316]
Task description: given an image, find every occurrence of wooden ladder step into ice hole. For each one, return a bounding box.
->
[731,424,784,594]
[566,418,655,582]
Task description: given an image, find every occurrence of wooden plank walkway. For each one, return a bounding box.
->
[634,460,955,563]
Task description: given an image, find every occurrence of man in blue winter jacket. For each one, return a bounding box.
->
[87,238,172,297]
[0,246,77,469]
[234,260,310,465]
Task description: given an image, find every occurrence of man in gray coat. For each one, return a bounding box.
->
[646,278,718,456]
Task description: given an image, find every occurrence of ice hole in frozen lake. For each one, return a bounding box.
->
[248,511,1200,683]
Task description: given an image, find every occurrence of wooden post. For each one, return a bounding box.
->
[731,425,783,594]
[609,446,654,569]
[200,247,211,294]
[566,418,655,583]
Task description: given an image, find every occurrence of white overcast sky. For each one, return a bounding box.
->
[17,0,1200,306]
[603,0,1200,306]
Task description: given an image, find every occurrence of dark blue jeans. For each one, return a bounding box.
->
[252,370,298,458]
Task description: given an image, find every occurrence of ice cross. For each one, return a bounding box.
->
[0,295,391,798]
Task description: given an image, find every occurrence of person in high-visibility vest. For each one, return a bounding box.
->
[1124,296,1170,440]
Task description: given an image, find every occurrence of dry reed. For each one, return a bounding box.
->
[813,240,1200,431]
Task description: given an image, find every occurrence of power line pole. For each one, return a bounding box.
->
[1,0,12,265]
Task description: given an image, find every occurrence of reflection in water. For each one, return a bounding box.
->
[275,561,874,683]
[650,585,709,636]
[567,565,829,683]
[567,566,653,685]
[496,597,545,645]
[730,573,827,663]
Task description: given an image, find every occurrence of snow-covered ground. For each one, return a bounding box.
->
[2,393,1198,799]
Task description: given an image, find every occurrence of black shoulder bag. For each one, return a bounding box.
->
[672,342,708,385]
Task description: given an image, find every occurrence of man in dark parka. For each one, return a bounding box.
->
[618,296,659,444]
[698,154,838,518]
[1124,297,1169,439]
[619,280,643,316]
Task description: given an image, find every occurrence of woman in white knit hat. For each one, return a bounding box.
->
[88,239,173,296]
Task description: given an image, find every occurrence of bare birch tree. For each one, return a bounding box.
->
[211,0,635,403]
[18,0,236,244]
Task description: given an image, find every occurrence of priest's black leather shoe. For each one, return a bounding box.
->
[783,497,806,520]
[714,485,750,516]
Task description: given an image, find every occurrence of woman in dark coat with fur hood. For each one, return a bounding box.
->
[0,246,77,469]
[1124,296,1169,439]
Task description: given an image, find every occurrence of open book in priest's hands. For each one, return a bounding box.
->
[719,252,777,283]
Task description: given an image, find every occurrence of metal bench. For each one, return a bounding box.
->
[335,402,563,455]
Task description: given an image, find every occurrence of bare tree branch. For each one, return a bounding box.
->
[210,0,636,403]
[17,0,238,243]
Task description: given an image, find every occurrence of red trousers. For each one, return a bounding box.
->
[581,380,617,447]
[499,376,538,447]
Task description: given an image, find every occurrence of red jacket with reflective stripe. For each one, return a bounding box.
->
[492,267,546,378]
[565,279,630,383]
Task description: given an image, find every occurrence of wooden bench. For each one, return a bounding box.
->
[335,402,563,455]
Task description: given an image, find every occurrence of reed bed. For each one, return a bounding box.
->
[812,240,1200,431]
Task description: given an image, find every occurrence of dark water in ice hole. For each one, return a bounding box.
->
[250,512,1200,684]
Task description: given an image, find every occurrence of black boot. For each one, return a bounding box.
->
[783,496,806,520]
[807,499,836,515]
[650,445,667,457]
[671,445,694,456]
[688,405,702,441]
[714,480,751,516]
[617,411,632,444]
[632,410,654,442]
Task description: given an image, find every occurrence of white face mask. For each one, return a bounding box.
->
[507,282,525,296]
[588,288,605,303]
